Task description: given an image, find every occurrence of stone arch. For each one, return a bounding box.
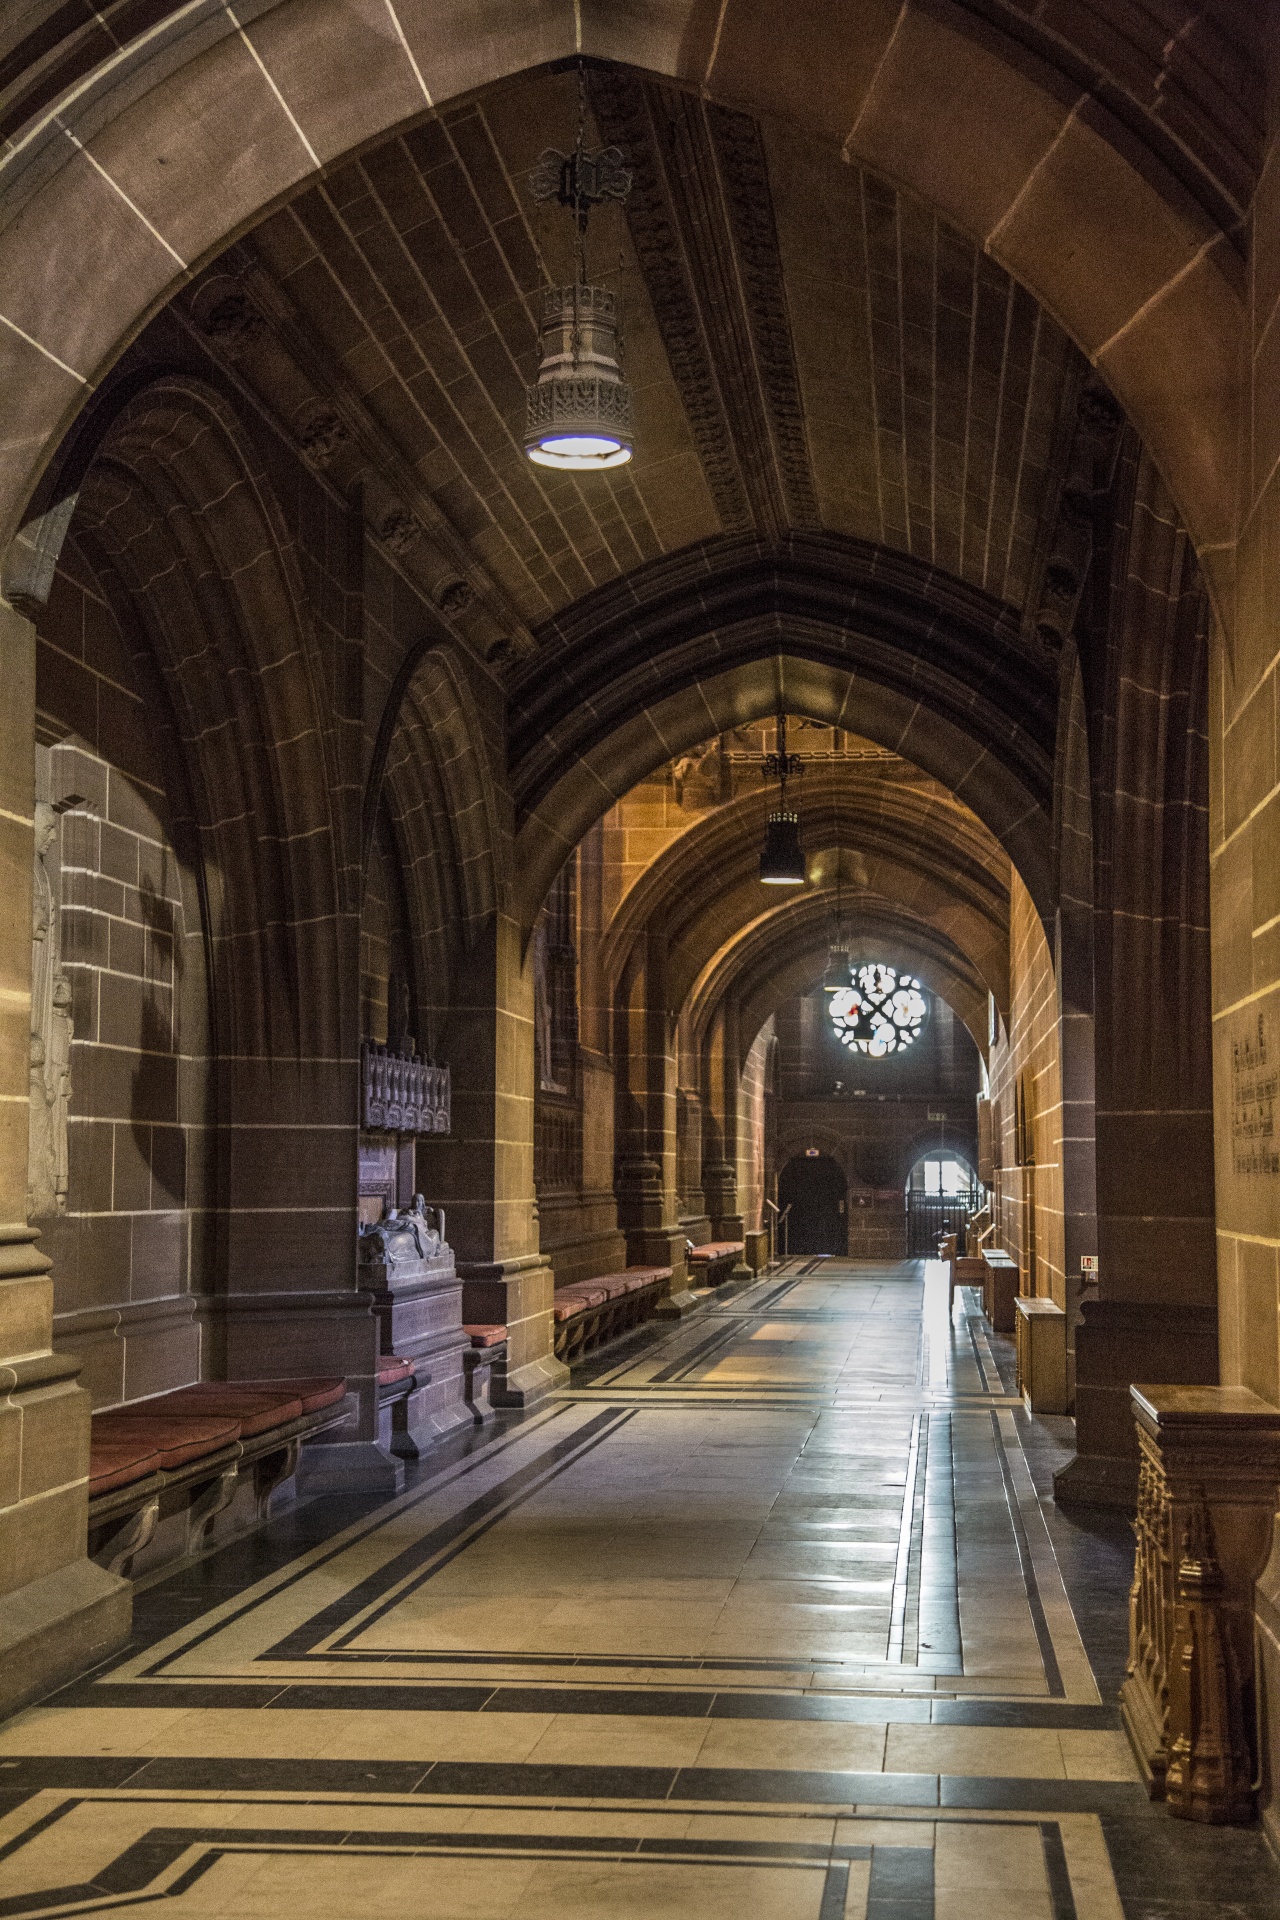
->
[73,374,346,1062]
[599,766,1011,1030]
[370,646,505,1038]
[688,900,992,1068]
[511,537,1057,938]
[0,12,1249,608]
[901,1131,981,1189]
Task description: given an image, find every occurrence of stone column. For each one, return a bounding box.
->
[0,598,130,1719]
[1055,450,1218,1508]
[426,911,566,1404]
[614,931,693,1312]
[701,1002,752,1282]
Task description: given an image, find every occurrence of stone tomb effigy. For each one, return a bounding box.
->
[357,1196,473,1453]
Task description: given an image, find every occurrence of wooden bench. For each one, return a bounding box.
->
[949,1248,988,1310]
[88,1377,354,1579]
[552,1266,672,1364]
[686,1241,744,1288]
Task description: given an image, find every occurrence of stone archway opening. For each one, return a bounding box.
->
[904,1151,982,1256]
[777,1150,848,1257]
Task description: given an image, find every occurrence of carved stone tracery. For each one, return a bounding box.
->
[28,799,72,1219]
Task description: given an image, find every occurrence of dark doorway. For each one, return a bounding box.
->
[778,1153,848,1256]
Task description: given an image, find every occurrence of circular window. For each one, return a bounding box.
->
[829,964,927,1056]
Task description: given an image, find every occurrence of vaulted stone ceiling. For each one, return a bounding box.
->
[599,723,1012,1048]
[215,64,1087,631]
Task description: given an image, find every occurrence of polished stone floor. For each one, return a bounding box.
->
[3,1259,1280,1916]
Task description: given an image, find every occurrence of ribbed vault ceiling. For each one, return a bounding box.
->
[240,64,1086,627]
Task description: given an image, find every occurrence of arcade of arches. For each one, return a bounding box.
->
[1,5,1280,1911]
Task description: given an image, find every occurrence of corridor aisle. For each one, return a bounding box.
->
[2,1261,1279,1917]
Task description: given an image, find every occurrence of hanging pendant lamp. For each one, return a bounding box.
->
[526,282,633,469]
[822,784,850,984]
[821,944,851,992]
[759,711,807,885]
[760,811,806,884]
[526,79,634,472]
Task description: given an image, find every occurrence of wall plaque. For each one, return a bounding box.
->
[1231,1010,1279,1175]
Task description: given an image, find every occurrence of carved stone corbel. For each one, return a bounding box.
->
[185,1466,240,1553]
[254,1437,301,1522]
[95,1498,160,1579]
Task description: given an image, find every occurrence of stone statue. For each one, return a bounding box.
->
[358,1193,446,1268]
[28,801,72,1217]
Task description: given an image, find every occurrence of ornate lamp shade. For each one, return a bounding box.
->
[525,284,634,470]
[760,810,806,884]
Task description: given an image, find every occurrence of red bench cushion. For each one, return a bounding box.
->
[595,1274,637,1300]
[688,1242,743,1261]
[92,1410,241,1471]
[462,1325,507,1348]
[378,1355,414,1387]
[223,1377,347,1414]
[553,1286,608,1321]
[88,1437,161,1495]
[146,1384,305,1435]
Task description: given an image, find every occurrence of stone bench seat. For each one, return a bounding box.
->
[376,1354,415,1389]
[459,1326,507,1427]
[199,1377,348,1415]
[463,1324,507,1348]
[552,1266,673,1364]
[92,1411,242,1477]
[146,1384,307,1435]
[687,1241,744,1286]
[87,1378,354,1581]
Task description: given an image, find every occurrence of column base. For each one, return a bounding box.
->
[1052,1449,1140,1509]
[491,1349,569,1407]
[1058,1299,1218,1509]
[0,1556,131,1720]
[460,1256,567,1408]
[389,1390,477,1458]
[655,1288,700,1318]
[296,1440,405,1494]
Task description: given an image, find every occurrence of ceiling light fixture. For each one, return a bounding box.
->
[526,72,634,472]
[822,777,851,989]
[759,710,806,885]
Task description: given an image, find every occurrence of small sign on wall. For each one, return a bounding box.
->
[1231,1010,1279,1176]
[1080,1255,1098,1276]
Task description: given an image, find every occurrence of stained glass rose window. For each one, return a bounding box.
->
[829,964,927,1055]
